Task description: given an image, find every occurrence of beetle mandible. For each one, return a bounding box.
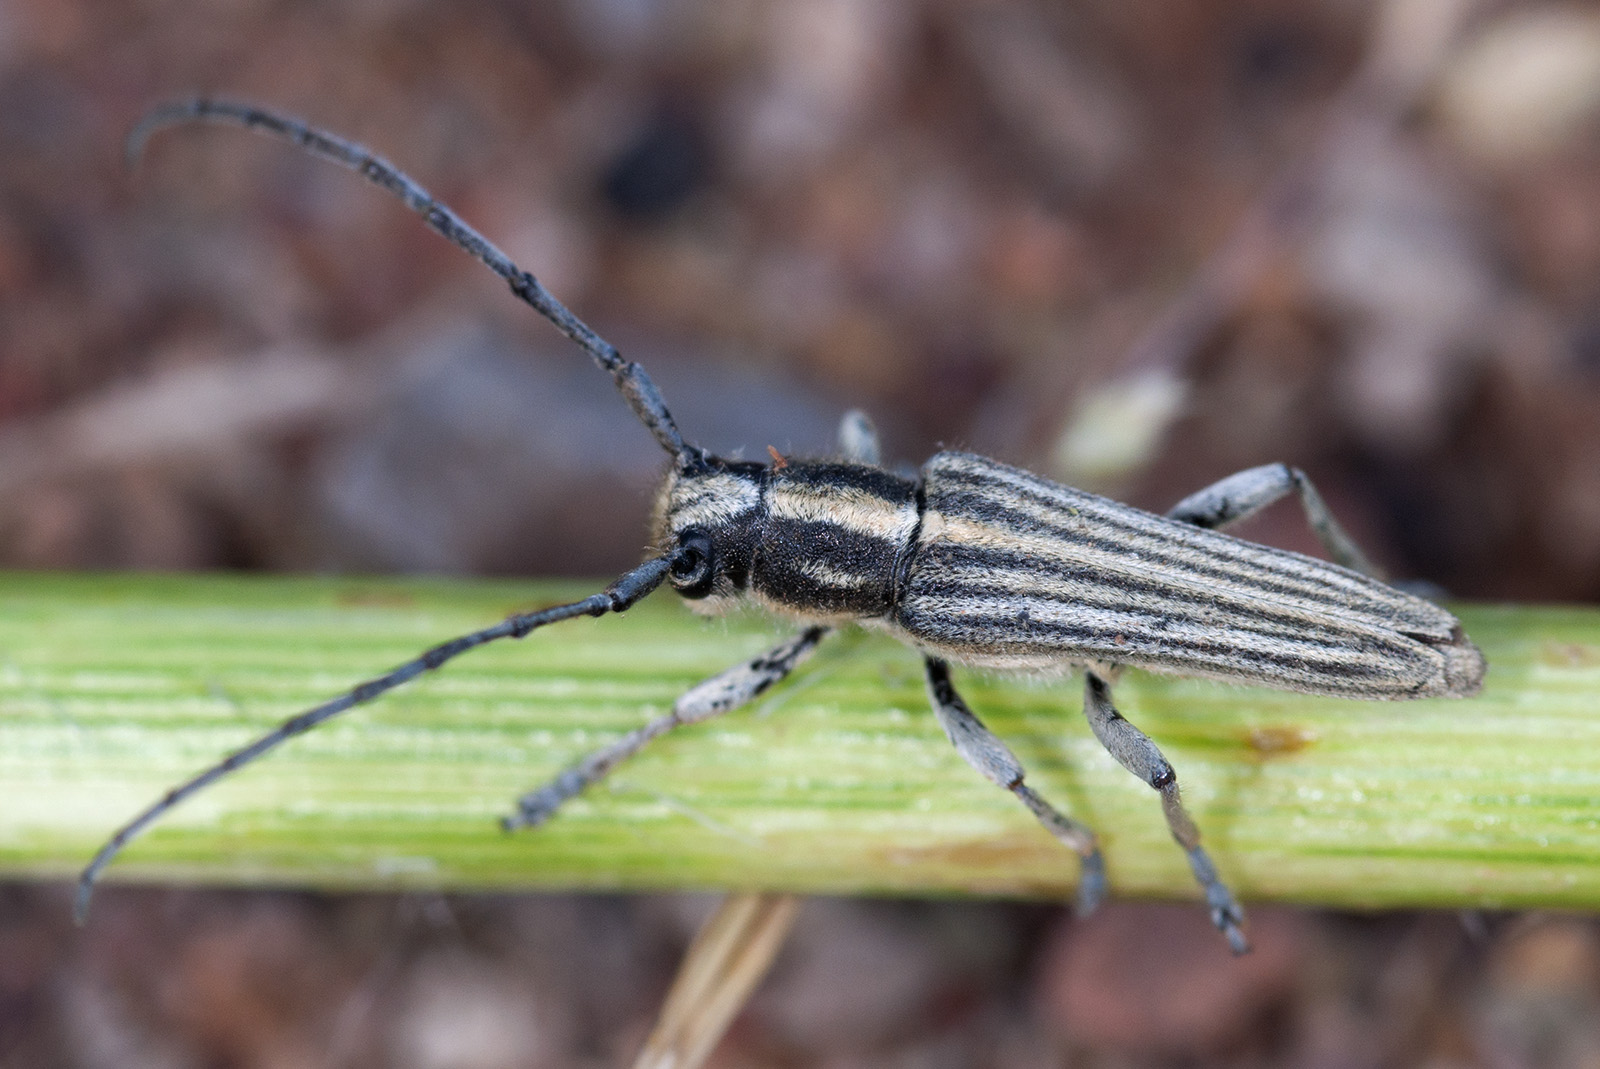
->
[76,100,1487,954]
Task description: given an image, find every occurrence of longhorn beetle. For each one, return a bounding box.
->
[77,99,1487,953]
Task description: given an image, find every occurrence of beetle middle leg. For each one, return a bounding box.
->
[1082,669,1249,953]
[504,626,830,830]
[1166,462,1381,578]
[923,657,1107,915]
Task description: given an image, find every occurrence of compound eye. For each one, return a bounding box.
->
[669,529,715,598]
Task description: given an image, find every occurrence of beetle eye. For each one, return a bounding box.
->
[669,530,715,598]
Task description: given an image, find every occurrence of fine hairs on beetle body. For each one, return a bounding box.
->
[77,99,1488,955]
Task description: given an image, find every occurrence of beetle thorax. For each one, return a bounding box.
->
[653,458,922,623]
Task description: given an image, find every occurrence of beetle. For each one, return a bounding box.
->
[76,99,1486,953]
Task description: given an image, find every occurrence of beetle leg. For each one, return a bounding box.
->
[836,409,881,465]
[1166,463,1381,579]
[504,626,830,830]
[1082,669,1249,953]
[924,657,1106,915]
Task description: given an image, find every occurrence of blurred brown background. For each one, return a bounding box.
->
[5,0,1600,1064]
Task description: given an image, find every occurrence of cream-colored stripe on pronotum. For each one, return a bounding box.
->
[793,557,883,591]
[664,473,762,532]
[766,482,919,542]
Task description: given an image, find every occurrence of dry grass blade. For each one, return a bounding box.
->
[632,893,800,1069]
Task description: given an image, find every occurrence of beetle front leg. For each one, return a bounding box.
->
[1166,463,1381,579]
[504,626,830,830]
[924,658,1106,916]
[1082,670,1249,953]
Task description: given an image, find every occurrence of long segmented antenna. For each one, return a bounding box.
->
[128,98,702,468]
[75,556,674,923]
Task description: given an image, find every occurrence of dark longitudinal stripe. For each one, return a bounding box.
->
[896,453,1464,693]
[932,476,1370,613]
[898,538,1440,689]
[924,453,1449,634]
[898,606,1403,678]
[912,573,1365,663]
[912,540,1382,650]
[900,586,1422,671]
[899,563,1422,669]
[753,517,901,616]
[897,602,1430,691]
[889,479,927,614]
[773,461,918,502]
[896,582,1438,692]
[762,517,899,567]
[939,460,1402,619]
[929,454,1367,604]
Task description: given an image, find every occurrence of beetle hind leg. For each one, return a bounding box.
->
[924,658,1106,915]
[1083,670,1249,954]
[1166,462,1381,579]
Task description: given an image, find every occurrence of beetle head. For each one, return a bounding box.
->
[652,458,764,612]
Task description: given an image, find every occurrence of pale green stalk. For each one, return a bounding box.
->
[1,571,1594,910]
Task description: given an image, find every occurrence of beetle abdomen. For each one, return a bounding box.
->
[895,453,1484,699]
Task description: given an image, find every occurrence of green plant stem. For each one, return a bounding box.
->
[1,571,1596,911]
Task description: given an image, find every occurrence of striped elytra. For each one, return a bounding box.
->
[898,453,1483,697]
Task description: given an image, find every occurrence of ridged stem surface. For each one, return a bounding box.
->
[1,572,1593,910]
